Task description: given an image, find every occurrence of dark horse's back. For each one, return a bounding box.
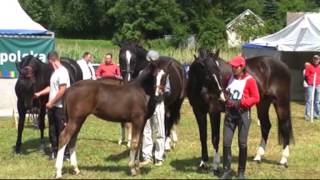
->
[247,56,291,100]
[61,57,83,84]
[247,56,293,144]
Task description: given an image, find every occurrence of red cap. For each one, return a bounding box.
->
[229,55,246,67]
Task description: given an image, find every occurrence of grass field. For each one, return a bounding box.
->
[55,38,239,64]
[0,100,319,179]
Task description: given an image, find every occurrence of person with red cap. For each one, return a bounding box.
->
[220,55,260,179]
[304,54,320,121]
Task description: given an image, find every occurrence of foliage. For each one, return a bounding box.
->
[232,13,265,43]
[19,0,320,47]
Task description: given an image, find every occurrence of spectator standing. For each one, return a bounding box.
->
[34,51,70,160]
[95,53,121,79]
[304,54,320,121]
[77,52,96,80]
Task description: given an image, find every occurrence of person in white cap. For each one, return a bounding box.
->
[140,50,170,166]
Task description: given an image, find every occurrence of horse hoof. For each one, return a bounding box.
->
[279,162,288,168]
[131,168,138,176]
[213,169,221,176]
[73,168,80,175]
[118,140,123,145]
[254,159,261,164]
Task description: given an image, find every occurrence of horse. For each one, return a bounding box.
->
[98,77,132,148]
[54,61,170,178]
[14,55,82,154]
[119,41,186,150]
[187,50,294,172]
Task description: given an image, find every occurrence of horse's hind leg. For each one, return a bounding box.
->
[68,132,81,175]
[254,98,272,163]
[273,97,292,167]
[209,112,221,173]
[55,121,79,178]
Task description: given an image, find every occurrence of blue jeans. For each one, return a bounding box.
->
[305,86,320,119]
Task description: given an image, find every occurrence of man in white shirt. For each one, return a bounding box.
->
[34,51,70,160]
[77,52,96,80]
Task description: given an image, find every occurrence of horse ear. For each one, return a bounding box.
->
[215,49,220,58]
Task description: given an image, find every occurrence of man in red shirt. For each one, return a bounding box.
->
[220,55,260,179]
[95,53,122,79]
[304,54,320,120]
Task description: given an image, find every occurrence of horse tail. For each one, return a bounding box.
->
[63,90,69,124]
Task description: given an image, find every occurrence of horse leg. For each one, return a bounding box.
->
[126,122,132,148]
[254,98,272,163]
[37,105,46,153]
[193,109,209,169]
[68,132,81,175]
[128,119,144,176]
[209,112,221,173]
[15,100,26,153]
[273,97,292,167]
[55,120,81,178]
[118,123,125,145]
[165,100,183,151]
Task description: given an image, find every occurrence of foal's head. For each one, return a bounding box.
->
[119,41,148,83]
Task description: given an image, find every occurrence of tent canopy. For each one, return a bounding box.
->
[0,0,47,35]
[249,13,320,52]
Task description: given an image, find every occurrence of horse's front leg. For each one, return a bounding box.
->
[253,101,271,163]
[210,112,221,174]
[128,120,144,176]
[38,105,46,153]
[193,109,209,170]
[15,101,26,153]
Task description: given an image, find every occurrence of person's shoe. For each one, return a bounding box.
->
[140,159,153,167]
[155,159,163,166]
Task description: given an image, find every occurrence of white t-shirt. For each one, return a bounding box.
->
[49,65,70,108]
[77,59,96,80]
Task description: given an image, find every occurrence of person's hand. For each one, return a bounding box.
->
[226,99,240,109]
[34,92,41,98]
[46,101,53,109]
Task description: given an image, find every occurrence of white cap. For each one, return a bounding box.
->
[146,50,160,61]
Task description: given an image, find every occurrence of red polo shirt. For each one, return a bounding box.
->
[95,63,121,78]
[305,63,320,86]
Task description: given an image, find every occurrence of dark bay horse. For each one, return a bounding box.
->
[14,55,82,153]
[54,61,168,178]
[188,50,294,172]
[119,41,186,150]
[98,77,132,148]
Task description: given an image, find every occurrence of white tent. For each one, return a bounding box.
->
[0,0,54,117]
[250,13,320,51]
[0,0,48,34]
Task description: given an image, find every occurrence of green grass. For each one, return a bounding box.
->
[55,38,240,65]
[0,101,319,179]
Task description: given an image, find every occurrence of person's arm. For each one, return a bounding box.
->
[34,86,50,98]
[46,84,67,109]
[95,64,103,79]
[115,65,122,79]
[240,78,260,108]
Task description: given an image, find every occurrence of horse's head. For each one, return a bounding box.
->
[15,55,42,108]
[195,49,227,102]
[119,41,148,83]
